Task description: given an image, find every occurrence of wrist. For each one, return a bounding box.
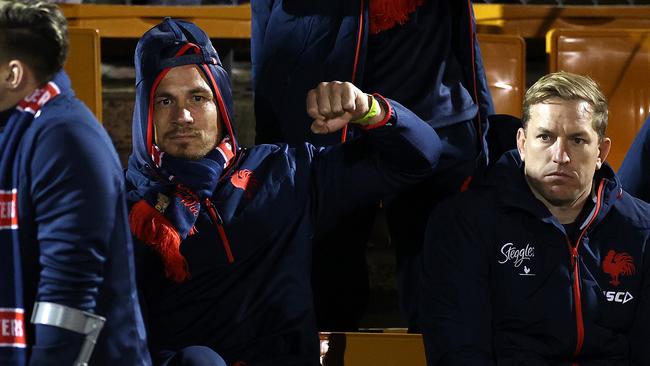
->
[351,94,384,126]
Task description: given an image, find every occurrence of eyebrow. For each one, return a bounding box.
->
[568,131,589,139]
[534,127,590,139]
[535,127,553,135]
[154,87,212,98]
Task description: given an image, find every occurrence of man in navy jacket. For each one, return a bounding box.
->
[126,19,441,365]
[420,72,650,365]
[0,1,151,365]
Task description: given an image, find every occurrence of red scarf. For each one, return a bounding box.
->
[369,0,425,34]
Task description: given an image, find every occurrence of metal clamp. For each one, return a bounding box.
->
[31,301,106,366]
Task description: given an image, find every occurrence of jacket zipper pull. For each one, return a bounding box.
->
[570,246,578,268]
[203,198,234,263]
[204,198,223,224]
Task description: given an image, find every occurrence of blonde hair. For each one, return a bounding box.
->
[522,71,608,139]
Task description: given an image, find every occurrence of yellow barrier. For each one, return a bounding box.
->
[320,332,426,366]
[60,4,250,39]
[65,27,102,122]
[474,4,650,38]
[58,4,650,41]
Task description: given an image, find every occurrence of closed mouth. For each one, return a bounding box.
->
[546,171,572,178]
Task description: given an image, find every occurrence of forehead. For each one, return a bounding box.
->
[156,64,212,94]
[528,98,596,134]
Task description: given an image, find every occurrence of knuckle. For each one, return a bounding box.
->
[317,82,329,90]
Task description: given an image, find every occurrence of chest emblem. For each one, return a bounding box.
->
[499,242,535,267]
[231,169,259,199]
[602,250,636,287]
[499,242,536,276]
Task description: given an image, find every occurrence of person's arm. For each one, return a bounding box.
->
[251,0,274,92]
[305,81,441,234]
[418,198,495,366]
[630,234,650,365]
[251,0,286,144]
[618,114,650,202]
[27,119,122,365]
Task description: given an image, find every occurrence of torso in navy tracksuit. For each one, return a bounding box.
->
[420,151,650,366]
[133,104,440,366]
[2,72,150,365]
[252,0,495,330]
[252,0,493,146]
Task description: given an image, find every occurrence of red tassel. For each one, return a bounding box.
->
[369,0,424,34]
[129,200,190,283]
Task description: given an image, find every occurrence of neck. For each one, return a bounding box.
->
[0,80,41,112]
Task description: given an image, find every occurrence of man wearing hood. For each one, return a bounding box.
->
[419,72,650,365]
[0,1,151,365]
[126,18,441,365]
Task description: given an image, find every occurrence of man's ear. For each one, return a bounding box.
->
[4,60,25,89]
[595,137,611,170]
[516,127,527,162]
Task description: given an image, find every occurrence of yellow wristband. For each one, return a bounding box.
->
[352,94,380,126]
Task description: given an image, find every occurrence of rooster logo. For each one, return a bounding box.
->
[230,169,259,199]
[602,250,636,287]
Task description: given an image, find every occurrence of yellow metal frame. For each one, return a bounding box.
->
[65,27,102,122]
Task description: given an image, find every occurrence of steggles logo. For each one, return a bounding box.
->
[499,242,535,268]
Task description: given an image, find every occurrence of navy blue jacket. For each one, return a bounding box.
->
[252,0,493,147]
[1,72,150,365]
[126,19,441,365]
[419,151,650,365]
[618,114,650,202]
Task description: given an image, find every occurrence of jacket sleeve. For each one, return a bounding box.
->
[309,97,440,235]
[27,119,123,364]
[618,114,650,202]
[418,198,495,366]
[630,233,650,365]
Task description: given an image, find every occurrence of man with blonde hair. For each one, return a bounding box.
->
[419,71,650,365]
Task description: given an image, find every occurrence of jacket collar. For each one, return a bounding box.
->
[488,150,621,230]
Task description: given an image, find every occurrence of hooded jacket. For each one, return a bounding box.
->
[126,19,441,365]
[0,71,151,366]
[252,0,493,148]
[419,151,650,366]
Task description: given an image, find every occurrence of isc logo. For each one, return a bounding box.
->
[603,291,634,304]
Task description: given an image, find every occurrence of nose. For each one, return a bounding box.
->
[551,139,570,164]
[172,104,193,125]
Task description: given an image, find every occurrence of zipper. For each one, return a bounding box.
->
[218,149,244,186]
[341,0,366,144]
[566,240,584,362]
[204,198,234,263]
[564,179,605,364]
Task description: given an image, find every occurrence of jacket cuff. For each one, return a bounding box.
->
[358,93,393,130]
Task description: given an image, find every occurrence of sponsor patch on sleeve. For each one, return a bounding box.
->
[0,189,18,230]
[0,308,26,348]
